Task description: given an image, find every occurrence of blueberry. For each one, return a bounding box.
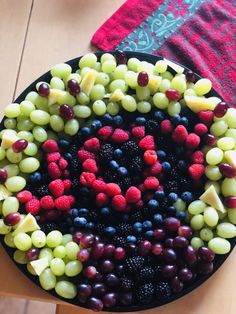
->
[58,139,70,149]
[101,207,110,216]
[122,214,129,222]
[162,161,171,172]
[168,193,178,203]
[154,110,165,121]
[153,213,163,225]
[133,222,142,232]
[114,149,123,159]
[103,113,113,123]
[81,127,91,136]
[118,167,128,176]
[86,222,95,230]
[167,206,176,215]
[91,119,102,130]
[176,211,186,220]
[64,153,73,161]
[126,235,137,243]
[113,115,123,126]
[142,220,153,230]
[135,117,146,125]
[178,160,186,169]
[74,217,87,227]
[29,172,42,183]
[71,208,79,218]
[148,199,159,210]
[78,208,89,217]
[154,190,165,200]
[79,187,90,196]
[104,226,116,236]
[110,160,119,170]
[181,191,193,203]
[156,150,166,160]
[180,116,189,126]
[145,230,154,240]
[171,114,181,126]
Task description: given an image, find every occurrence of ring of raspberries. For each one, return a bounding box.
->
[0,51,236,312]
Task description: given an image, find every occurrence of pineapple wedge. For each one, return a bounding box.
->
[148,75,162,94]
[48,89,66,106]
[80,70,97,96]
[225,150,236,168]
[164,58,184,74]
[109,89,125,102]
[1,130,19,149]
[0,185,12,200]
[12,213,40,236]
[184,95,221,113]
[30,257,49,276]
[200,185,226,213]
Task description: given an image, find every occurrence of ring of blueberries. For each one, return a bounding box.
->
[0,51,236,311]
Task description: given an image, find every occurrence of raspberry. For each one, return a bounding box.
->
[96,193,109,207]
[84,137,100,153]
[62,169,70,178]
[139,135,155,150]
[48,179,65,197]
[92,179,107,193]
[40,196,54,210]
[198,110,214,126]
[42,139,59,153]
[63,179,71,193]
[191,150,205,164]
[55,195,71,211]
[82,159,98,173]
[25,198,40,215]
[80,172,96,187]
[111,128,129,143]
[172,125,188,143]
[188,164,205,180]
[48,162,61,179]
[149,162,162,175]
[17,190,32,203]
[185,133,200,150]
[144,176,159,189]
[58,158,68,169]
[144,150,157,165]
[77,149,96,162]
[106,183,121,196]
[97,126,113,140]
[44,209,60,221]
[125,186,141,203]
[112,195,127,211]
[160,119,173,134]
[194,123,208,136]
[46,152,61,163]
[131,126,145,139]
[68,195,75,206]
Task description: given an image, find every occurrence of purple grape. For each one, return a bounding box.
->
[162,265,177,279]
[162,248,177,263]
[105,273,119,287]
[115,264,124,276]
[165,238,174,248]
[171,276,184,293]
[87,297,104,311]
[115,50,127,64]
[67,79,80,96]
[99,259,114,273]
[119,292,133,306]
[137,71,149,87]
[178,267,193,282]
[173,236,189,248]
[125,243,137,256]
[103,293,117,307]
[60,104,74,120]
[197,261,213,275]
[78,283,92,297]
[198,247,215,262]
[184,245,198,265]
[92,283,107,297]
[164,217,181,232]
[26,248,39,261]
[38,83,50,97]
[80,234,95,248]
[103,244,115,258]
[91,242,105,259]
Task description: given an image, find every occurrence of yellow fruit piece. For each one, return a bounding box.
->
[163,58,184,74]
[80,70,97,96]
[184,95,221,113]
[48,89,66,106]
[148,75,162,93]
[109,89,125,102]
[30,257,49,276]
[12,213,40,236]
[225,150,236,168]
[0,185,12,200]
[1,130,19,149]
[200,185,226,213]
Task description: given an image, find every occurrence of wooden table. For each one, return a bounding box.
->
[0,1,235,313]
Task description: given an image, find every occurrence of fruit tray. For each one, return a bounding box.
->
[0,51,235,312]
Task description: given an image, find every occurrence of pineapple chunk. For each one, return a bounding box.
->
[1,130,19,149]
[225,150,236,168]
[48,89,66,106]
[184,95,221,113]
[200,185,226,213]
[12,213,40,236]
[30,257,49,276]
[148,75,162,93]
[164,58,184,74]
[109,89,125,102]
[80,70,97,96]
[0,185,12,200]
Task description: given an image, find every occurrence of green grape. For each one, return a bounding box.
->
[190,214,204,230]
[4,118,16,129]
[4,164,19,177]
[31,230,46,248]
[55,281,77,299]
[216,222,236,238]
[92,100,107,115]
[200,228,214,241]
[27,263,37,276]
[4,103,21,118]
[53,246,66,259]
[17,131,34,142]
[190,237,204,250]
[39,268,56,290]
[217,137,235,150]
[79,53,97,68]
[102,60,117,74]
[94,61,101,72]
[65,242,80,260]
[46,230,63,248]
[113,64,128,79]
[25,91,38,104]
[205,165,222,181]
[33,126,48,142]
[50,115,64,132]
[95,72,110,86]
[124,71,138,88]
[30,110,50,125]
[64,119,79,136]
[19,157,40,173]
[49,104,60,115]
[61,234,73,246]
[136,86,150,101]
[6,148,22,164]
[17,118,34,131]
[204,181,221,194]
[161,71,173,81]
[50,77,65,90]
[0,148,6,160]
[228,208,236,224]
[4,233,16,248]
[14,233,32,251]
[222,178,236,196]
[65,260,83,277]
[206,147,223,165]
[159,79,171,93]
[2,196,19,215]
[174,199,186,212]
[0,219,11,234]
[171,76,186,93]
[127,58,140,72]
[210,120,228,137]
[24,143,38,156]
[137,101,151,113]
[80,67,90,78]
[208,237,231,254]
[73,105,91,118]
[51,63,72,79]
[153,92,169,109]
[13,250,28,264]
[223,108,236,128]
[65,73,81,84]
[188,200,206,215]
[155,60,168,73]
[34,95,49,111]
[20,100,36,116]
[225,128,236,142]
[109,79,127,93]
[121,95,137,112]
[57,91,76,106]
[137,61,154,74]
[203,207,219,227]
[184,88,196,97]
[194,78,212,95]
[107,102,119,115]
[76,92,90,105]
[39,248,54,262]
[167,101,181,116]
[90,84,106,101]
[50,258,65,276]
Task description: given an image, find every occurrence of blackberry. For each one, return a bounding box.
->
[142,206,157,220]
[120,278,135,292]
[124,256,145,273]
[113,236,126,247]
[118,177,132,191]
[155,136,170,151]
[69,144,78,156]
[71,178,80,194]
[136,283,155,304]
[137,266,155,283]
[87,210,98,221]
[129,156,143,174]
[153,265,163,278]
[70,158,80,172]
[39,222,58,234]
[117,223,133,236]
[121,141,140,157]
[166,153,178,164]
[145,119,160,134]
[155,281,171,300]
[159,198,169,211]
[36,184,49,197]
[103,169,118,182]
[95,223,106,235]
[169,167,179,180]
[99,144,114,162]
[165,180,178,193]
[179,177,192,190]
[130,210,143,223]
